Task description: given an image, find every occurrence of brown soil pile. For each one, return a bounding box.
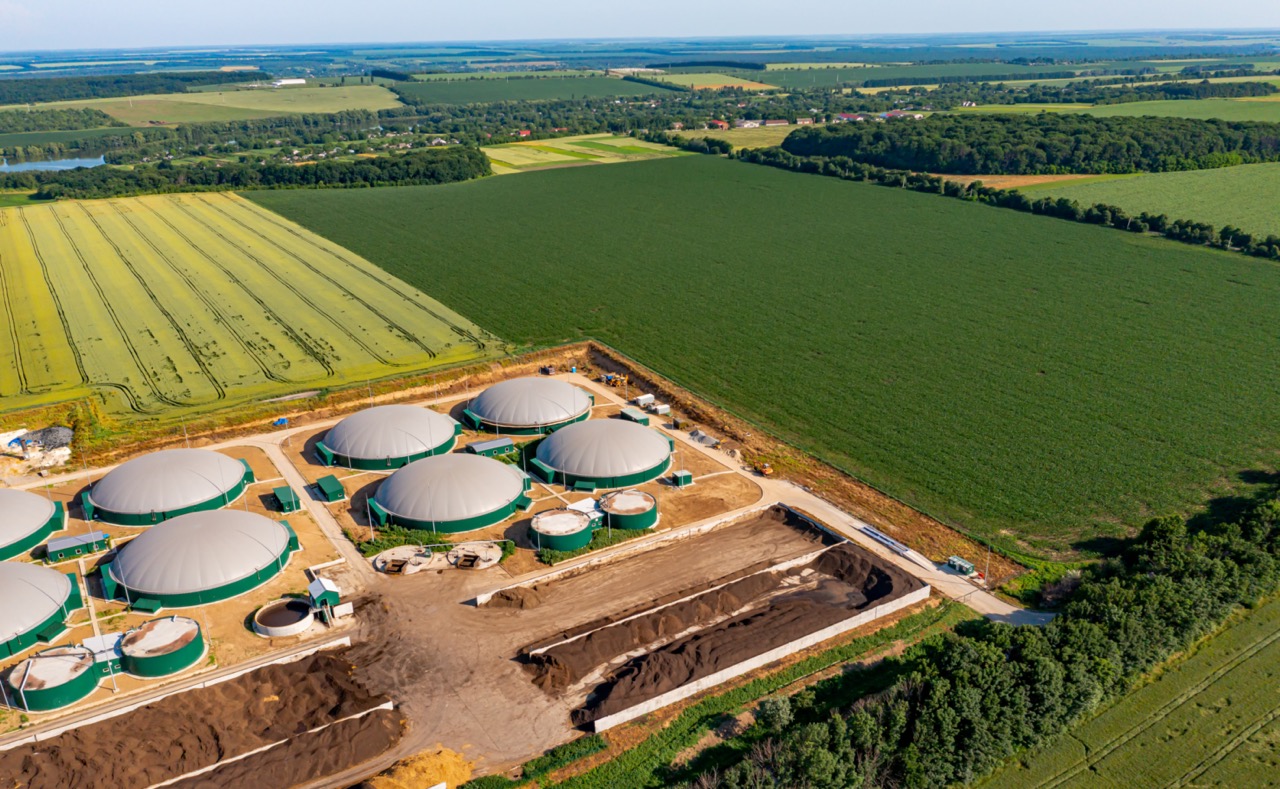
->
[0,652,398,789]
[487,586,544,610]
[548,542,921,724]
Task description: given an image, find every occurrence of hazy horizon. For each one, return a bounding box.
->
[3,0,1280,53]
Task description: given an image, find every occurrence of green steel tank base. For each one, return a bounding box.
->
[530,508,595,552]
[120,616,205,678]
[6,645,99,712]
[600,489,659,530]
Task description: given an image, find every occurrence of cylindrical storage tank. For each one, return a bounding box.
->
[120,616,205,678]
[535,420,672,489]
[317,405,459,470]
[86,449,249,526]
[529,508,595,552]
[0,489,65,560]
[600,489,659,530]
[466,378,592,435]
[0,563,76,660]
[7,645,97,712]
[372,454,529,534]
[107,510,298,609]
[252,599,315,638]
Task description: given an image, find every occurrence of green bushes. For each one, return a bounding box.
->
[536,527,645,565]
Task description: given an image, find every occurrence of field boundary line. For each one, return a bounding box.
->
[0,244,29,394]
[1168,700,1280,787]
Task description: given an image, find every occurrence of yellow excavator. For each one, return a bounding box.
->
[601,373,630,388]
[755,462,774,477]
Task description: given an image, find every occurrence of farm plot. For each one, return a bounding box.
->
[981,594,1280,788]
[1017,162,1280,241]
[248,155,1280,554]
[0,192,500,419]
[656,72,777,90]
[393,76,677,104]
[483,134,685,173]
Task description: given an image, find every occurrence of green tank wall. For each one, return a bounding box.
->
[0,502,65,561]
[8,652,98,712]
[463,408,591,436]
[316,435,456,470]
[88,472,251,527]
[121,623,205,678]
[542,457,672,491]
[377,499,521,534]
[606,502,659,530]
[530,524,594,552]
[0,574,81,659]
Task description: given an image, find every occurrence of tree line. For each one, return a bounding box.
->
[0,107,126,134]
[687,488,1280,788]
[0,70,263,105]
[925,77,1278,108]
[0,146,490,200]
[780,113,1280,174]
[728,143,1280,260]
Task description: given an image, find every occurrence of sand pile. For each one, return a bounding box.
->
[487,586,544,610]
[527,542,922,724]
[0,652,400,789]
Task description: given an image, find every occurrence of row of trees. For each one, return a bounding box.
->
[731,144,1280,260]
[0,146,490,199]
[0,107,125,134]
[0,70,262,105]
[691,490,1280,788]
[923,76,1277,108]
[780,113,1280,174]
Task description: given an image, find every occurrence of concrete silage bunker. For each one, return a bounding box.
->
[532,419,673,490]
[463,377,593,435]
[370,453,532,534]
[103,510,298,610]
[0,562,83,659]
[316,404,461,470]
[0,488,66,560]
[82,448,254,527]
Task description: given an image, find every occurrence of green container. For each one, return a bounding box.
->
[120,616,205,678]
[8,645,98,712]
[529,509,595,551]
[601,490,659,530]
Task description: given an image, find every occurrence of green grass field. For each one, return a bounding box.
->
[696,125,796,149]
[413,70,601,80]
[0,192,501,419]
[982,594,1280,788]
[482,134,686,173]
[247,156,1280,554]
[393,76,676,104]
[1018,163,1280,240]
[0,85,403,125]
[655,73,777,90]
[1082,97,1280,122]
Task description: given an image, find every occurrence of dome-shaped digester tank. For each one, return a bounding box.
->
[529,508,595,552]
[0,488,65,560]
[84,449,251,526]
[105,510,298,609]
[534,419,672,489]
[0,563,80,659]
[120,616,205,678]
[7,645,98,712]
[317,405,459,470]
[464,378,592,435]
[370,454,531,533]
[600,489,659,530]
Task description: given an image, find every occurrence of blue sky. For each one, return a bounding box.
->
[1,0,1279,52]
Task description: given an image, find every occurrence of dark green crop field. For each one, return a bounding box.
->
[392,75,677,104]
[248,156,1280,556]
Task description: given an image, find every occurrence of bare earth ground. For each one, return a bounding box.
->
[936,173,1102,190]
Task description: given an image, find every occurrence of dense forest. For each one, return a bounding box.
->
[781,114,1280,173]
[0,71,262,105]
[0,145,489,199]
[927,77,1278,107]
[689,490,1280,788]
[0,107,126,133]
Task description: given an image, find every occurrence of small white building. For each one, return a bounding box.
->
[272,78,307,87]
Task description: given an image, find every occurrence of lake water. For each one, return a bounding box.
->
[0,155,106,173]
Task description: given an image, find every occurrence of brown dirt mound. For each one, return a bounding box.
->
[487,586,544,610]
[0,652,397,789]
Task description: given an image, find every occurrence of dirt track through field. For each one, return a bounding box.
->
[0,653,399,789]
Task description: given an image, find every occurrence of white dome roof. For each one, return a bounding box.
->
[375,454,525,523]
[324,405,456,461]
[0,563,71,645]
[110,510,291,596]
[0,488,57,551]
[88,449,244,516]
[537,420,671,478]
[469,378,591,429]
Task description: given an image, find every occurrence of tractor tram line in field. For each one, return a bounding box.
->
[225,191,492,352]
[105,201,295,386]
[0,244,30,395]
[166,196,400,369]
[73,202,228,403]
[199,195,441,361]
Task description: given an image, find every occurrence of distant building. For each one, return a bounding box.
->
[763,119,789,127]
[882,110,925,120]
[795,117,814,125]
[733,119,761,129]
[671,121,684,130]
[517,130,532,138]
[272,78,306,87]
[706,119,730,130]
[837,113,872,123]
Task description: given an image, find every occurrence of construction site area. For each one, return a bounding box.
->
[0,353,1034,787]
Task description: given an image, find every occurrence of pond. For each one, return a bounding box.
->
[0,155,106,173]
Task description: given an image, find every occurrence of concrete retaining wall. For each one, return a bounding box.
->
[592,585,931,732]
